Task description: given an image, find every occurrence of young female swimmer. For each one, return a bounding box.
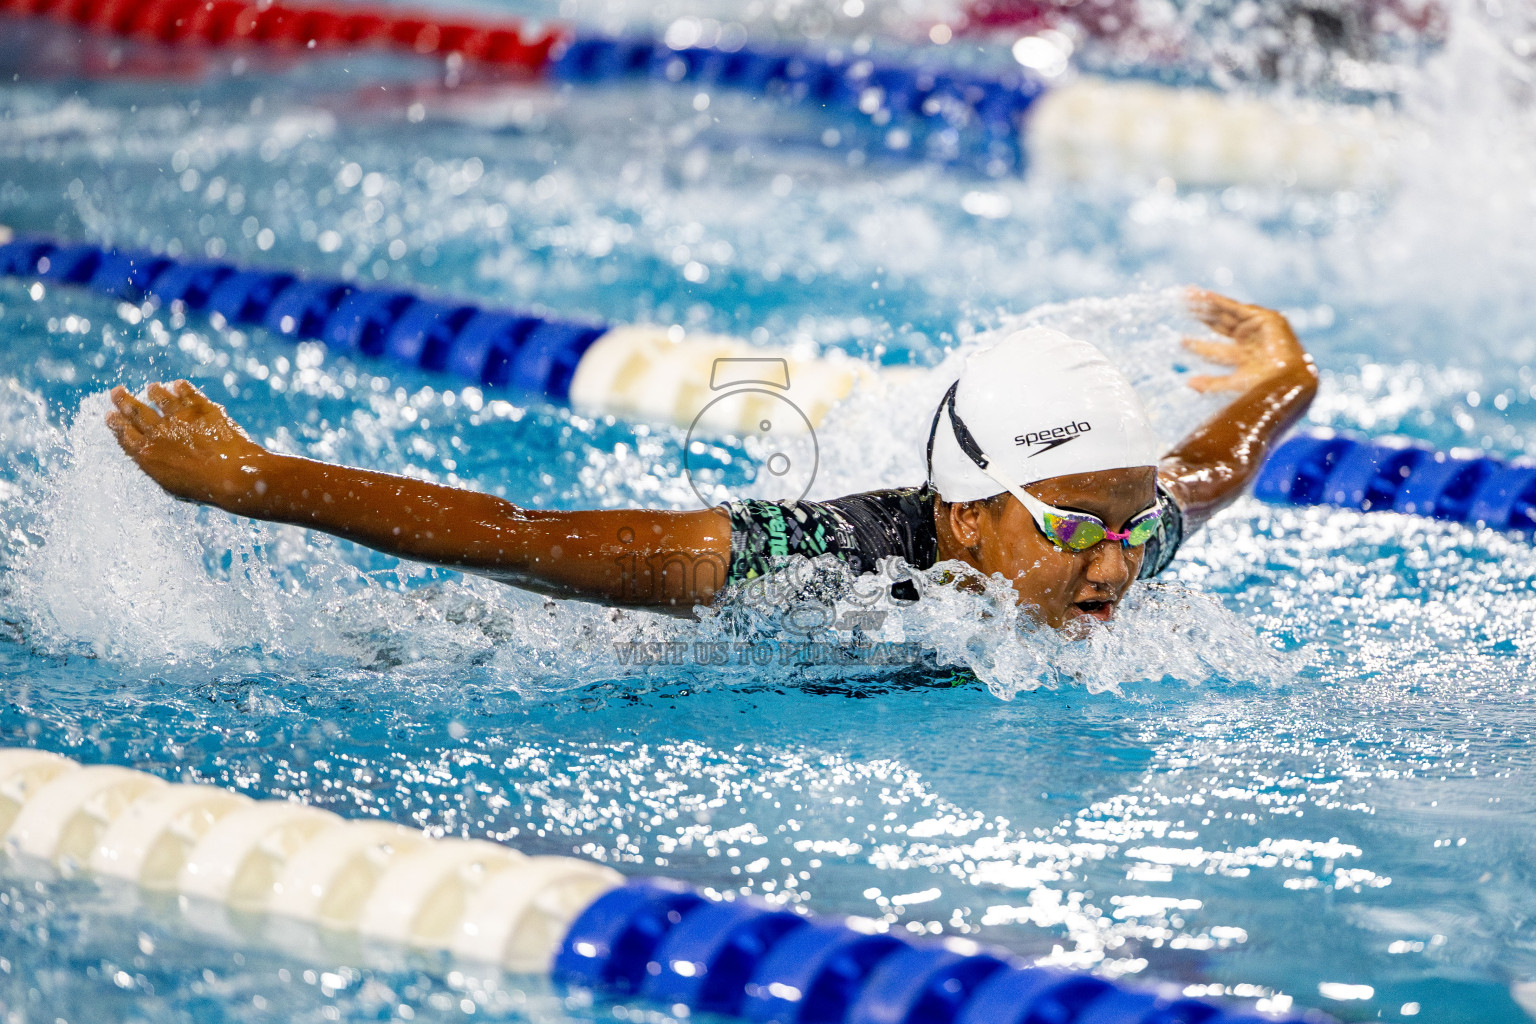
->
[105,289,1317,629]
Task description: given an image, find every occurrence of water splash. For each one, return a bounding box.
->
[6,392,291,663]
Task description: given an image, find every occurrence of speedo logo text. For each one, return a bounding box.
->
[1015,420,1092,456]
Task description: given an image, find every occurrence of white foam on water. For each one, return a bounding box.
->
[6,393,285,663]
[811,556,1295,699]
[1356,7,1536,335]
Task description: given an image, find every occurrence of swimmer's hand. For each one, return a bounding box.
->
[1182,288,1314,393]
[106,380,270,508]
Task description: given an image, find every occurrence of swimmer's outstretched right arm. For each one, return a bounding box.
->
[106,382,731,614]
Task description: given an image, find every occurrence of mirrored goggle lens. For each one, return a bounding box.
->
[1045,513,1107,552]
[1123,508,1164,548]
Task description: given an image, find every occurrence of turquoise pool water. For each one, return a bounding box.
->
[4,3,1536,1022]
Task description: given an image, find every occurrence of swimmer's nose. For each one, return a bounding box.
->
[1084,538,1134,594]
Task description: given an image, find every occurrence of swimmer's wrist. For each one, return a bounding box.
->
[1276,353,1319,390]
[1249,344,1315,392]
[212,448,296,515]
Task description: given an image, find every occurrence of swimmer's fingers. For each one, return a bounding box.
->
[1187,285,1246,312]
[1181,336,1245,365]
[145,381,183,416]
[169,378,254,440]
[1186,287,1253,337]
[109,385,164,432]
[1191,301,1246,339]
[150,379,215,422]
[104,409,146,452]
[170,378,215,410]
[1190,288,1299,349]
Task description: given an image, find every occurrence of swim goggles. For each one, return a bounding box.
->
[925,383,1163,553]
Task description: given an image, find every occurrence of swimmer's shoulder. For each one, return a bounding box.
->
[723,484,938,583]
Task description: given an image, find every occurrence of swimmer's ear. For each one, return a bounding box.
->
[944,498,988,551]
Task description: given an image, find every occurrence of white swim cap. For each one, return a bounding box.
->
[925,327,1162,502]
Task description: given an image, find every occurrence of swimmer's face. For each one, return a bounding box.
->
[937,467,1159,630]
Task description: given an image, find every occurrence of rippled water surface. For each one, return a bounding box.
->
[3,1,1536,1022]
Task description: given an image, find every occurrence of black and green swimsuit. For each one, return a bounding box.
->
[724,484,1184,585]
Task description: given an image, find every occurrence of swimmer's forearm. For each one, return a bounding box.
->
[1161,360,1317,527]
[212,450,523,565]
[213,452,732,610]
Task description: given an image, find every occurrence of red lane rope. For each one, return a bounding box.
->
[959,0,1138,40]
[0,0,570,73]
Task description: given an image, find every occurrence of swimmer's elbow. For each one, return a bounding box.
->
[1282,335,1320,391]
[1294,356,1320,396]
[1285,360,1320,426]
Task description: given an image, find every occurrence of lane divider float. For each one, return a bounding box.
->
[0,746,619,973]
[0,746,1326,1024]
[3,229,1530,532]
[0,0,1398,185]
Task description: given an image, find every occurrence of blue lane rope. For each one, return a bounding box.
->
[548,34,1045,174]
[4,233,1533,533]
[0,234,607,403]
[552,878,1330,1024]
[1252,433,1536,531]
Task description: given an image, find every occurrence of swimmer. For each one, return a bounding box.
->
[106,289,1316,629]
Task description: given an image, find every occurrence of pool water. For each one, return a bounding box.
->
[4,1,1536,1022]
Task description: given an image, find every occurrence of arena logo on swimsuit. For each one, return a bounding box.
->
[1015,420,1093,456]
[765,506,790,557]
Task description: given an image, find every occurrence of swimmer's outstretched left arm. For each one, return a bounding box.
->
[1159,289,1320,531]
[105,382,732,614]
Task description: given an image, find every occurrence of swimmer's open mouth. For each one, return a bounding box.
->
[1072,599,1115,621]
